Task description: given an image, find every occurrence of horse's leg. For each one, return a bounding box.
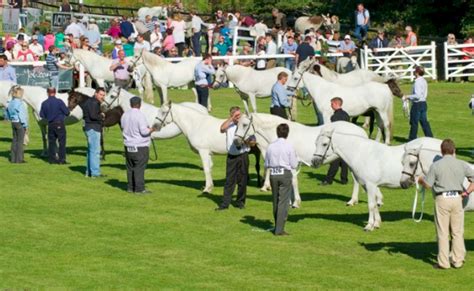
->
[363,116,370,129]
[39,122,48,157]
[249,94,258,113]
[161,86,168,105]
[242,98,251,115]
[375,186,384,207]
[374,112,384,143]
[364,183,379,231]
[290,96,297,121]
[251,147,262,187]
[346,172,360,206]
[261,168,271,192]
[144,73,154,104]
[374,187,383,228]
[198,149,214,193]
[377,111,391,145]
[291,169,301,208]
[191,86,198,103]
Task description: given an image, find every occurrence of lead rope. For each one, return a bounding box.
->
[412,178,425,222]
[150,139,158,161]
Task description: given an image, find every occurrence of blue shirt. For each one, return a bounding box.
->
[45,53,59,76]
[407,76,428,102]
[194,61,215,86]
[271,82,293,108]
[5,98,28,128]
[282,42,298,54]
[356,9,370,26]
[120,21,135,38]
[40,96,70,123]
[0,65,17,83]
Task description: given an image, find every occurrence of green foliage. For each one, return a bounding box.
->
[0,82,473,288]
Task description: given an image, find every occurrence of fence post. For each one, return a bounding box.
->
[363,45,369,70]
[431,41,437,80]
[79,64,85,88]
[443,42,449,81]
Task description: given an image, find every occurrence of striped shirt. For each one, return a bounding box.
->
[45,53,59,76]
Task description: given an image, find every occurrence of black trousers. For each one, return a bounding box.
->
[221,152,249,208]
[125,146,149,192]
[270,106,288,119]
[10,122,25,163]
[175,42,185,56]
[270,170,292,234]
[196,85,209,109]
[324,158,348,184]
[48,121,67,163]
[192,31,202,56]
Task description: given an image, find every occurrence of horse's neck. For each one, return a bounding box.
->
[143,52,168,68]
[74,49,108,68]
[333,134,392,167]
[304,73,329,95]
[253,113,290,137]
[226,66,246,85]
[171,105,210,135]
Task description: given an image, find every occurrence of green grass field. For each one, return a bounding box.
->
[1,82,473,288]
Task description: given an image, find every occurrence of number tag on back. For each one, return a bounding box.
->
[127,146,138,153]
[270,168,284,176]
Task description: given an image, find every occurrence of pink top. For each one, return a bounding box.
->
[107,25,122,39]
[44,34,55,51]
[16,49,37,61]
[162,35,175,51]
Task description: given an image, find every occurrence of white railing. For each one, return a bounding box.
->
[444,42,474,80]
[360,41,437,81]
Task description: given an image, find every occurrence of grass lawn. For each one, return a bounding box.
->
[0,81,473,288]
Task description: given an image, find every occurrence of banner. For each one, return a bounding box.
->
[11,65,73,91]
[51,12,72,32]
[3,8,20,33]
[24,8,43,31]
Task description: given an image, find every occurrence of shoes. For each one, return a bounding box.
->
[91,174,108,179]
[127,189,134,193]
[135,189,152,195]
[453,263,464,269]
[58,161,70,165]
[319,181,332,186]
[215,206,228,211]
[341,180,348,185]
[274,231,290,236]
[432,264,448,270]
[233,202,245,209]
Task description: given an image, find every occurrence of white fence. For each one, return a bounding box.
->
[360,41,437,81]
[444,42,474,80]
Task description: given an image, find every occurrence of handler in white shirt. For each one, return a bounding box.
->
[265,123,298,236]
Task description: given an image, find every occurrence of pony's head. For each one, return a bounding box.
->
[102,106,124,128]
[212,64,228,89]
[311,127,336,167]
[233,114,256,149]
[102,86,122,112]
[67,89,90,110]
[386,79,403,98]
[400,145,424,189]
[287,57,315,90]
[154,101,174,131]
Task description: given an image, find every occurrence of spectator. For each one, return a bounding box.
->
[29,35,44,60]
[84,19,101,51]
[461,36,473,83]
[59,0,73,12]
[79,36,95,52]
[295,36,315,67]
[215,10,226,24]
[46,45,72,91]
[65,33,78,49]
[150,23,163,51]
[65,17,84,39]
[182,44,194,57]
[88,18,100,34]
[33,28,45,48]
[134,34,151,52]
[338,35,357,57]
[16,28,30,43]
[330,15,340,33]
[107,20,122,39]
[228,13,239,38]
[0,55,16,82]
[253,18,268,39]
[52,29,63,51]
[162,28,175,55]
[120,16,135,39]
[283,27,295,44]
[12,37,23,58]
[265,33,277,68]
[153,46,164,57]
[369,29,389,55]
[282,36,297,71]
[167,47,179,59]
[194,53,215,109]
[143,15,154,42]
[405,26,418,47]
[133,18,149,39]
[170,13,186,56]
[237,42,254,67]
[123,38,135,57]
[271,8,287,31]
[109,49,131,89]
[389,33,406,48]
[354,3,370,42]
[239,12,256,27]
[5,86,28,163]
[446,34,458,82]
[214,35,229,56]
[4,42,15,61]
[16,43,36,61]
[255,37,267,70]
[190,10,204,56]
[111,39,123,60]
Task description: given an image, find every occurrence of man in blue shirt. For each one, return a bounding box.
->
[0,55,17,83]
[39,87,70,164]
[295,36,315,67]
[194,53,215,109]
[120,16,135,39]
[45,46,72,91]
[282,36,298,71]
[270,72,294,119]
[354,3,370,42]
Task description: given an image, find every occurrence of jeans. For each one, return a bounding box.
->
[192,31,202,56]
[50,74,59,91]
[85,129,101,177]
[409,101,433,141]
[196,85,209,109]
[285,58,295,71]
[354,25,369,41]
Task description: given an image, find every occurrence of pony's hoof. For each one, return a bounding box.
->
[202,187,213,194]
[364,224,375,232]
[346,200,358,206]
[291,202,301,208]
[374,221,381,229]
[260,186,270,192]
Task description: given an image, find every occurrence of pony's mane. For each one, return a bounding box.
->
[142,51,169,67]
[68,90,91,108]
[318,64,338,79]
[74,48,106,62]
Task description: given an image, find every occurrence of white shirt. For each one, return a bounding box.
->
[266,41,277,55]
[29,43,44,58]
[407,76,428,102]
[134,40,151,52]
[265,138,298,170]
[171,20,186,44]
[65,22,84,38]
[150,31,163,49]
[226,123,250,156]
[191,15,204,33]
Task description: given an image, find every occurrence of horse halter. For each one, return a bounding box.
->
[401,152,424,180]
[234,115,256,144]
[287,58,315,91]
[312,135,333,163]
[102,87,122,110]
[155,104,173,130]
[129,50,144,70]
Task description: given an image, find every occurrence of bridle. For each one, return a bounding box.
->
[129,49,144,71]
[234,115,256,144]
[212,69,226,89]
[312,135,333,163]
[102,87,122,110]
[154,104,173,130]
[401,152,425,180]
[287,58,315,91]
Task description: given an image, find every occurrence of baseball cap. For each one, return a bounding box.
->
[344,35,351,40]
[115,39,122,45]
[32,35,38,40]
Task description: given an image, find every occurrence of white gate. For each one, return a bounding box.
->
[361,41,437,81]
[444,42,474,80]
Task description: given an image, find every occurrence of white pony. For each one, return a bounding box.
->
[137,6,168,21]
[134,50,206,109]
[233,113,369,208]
[0,82,95,155]
[311,121,443,231]
[213,64,291,113]
[400,145,474,211]
[67,49,154,103]
[289,71,398,144]
[294,15,331,34]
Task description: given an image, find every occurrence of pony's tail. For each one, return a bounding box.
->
[144,72,154,104]
[388,96,394,142]
[386,79,403,98]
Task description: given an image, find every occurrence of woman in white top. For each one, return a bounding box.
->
[150,24,163,50]
[169,14,186,56]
